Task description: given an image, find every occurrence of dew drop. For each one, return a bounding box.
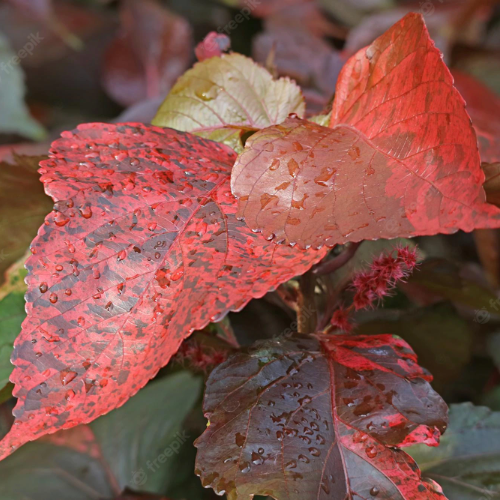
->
[235,433,245,448]
[79,205,93,219]
[65,389,75,401]
[60,370,77,385]
[239,462,251,474]
[321,481,330,494]
[270,158,280,171]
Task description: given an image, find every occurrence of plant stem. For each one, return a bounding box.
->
[313,242,362,276]
[297,270,317,333]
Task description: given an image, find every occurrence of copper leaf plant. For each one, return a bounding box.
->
[1,9,500,500]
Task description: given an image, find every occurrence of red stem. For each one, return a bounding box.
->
[313,242,362,276]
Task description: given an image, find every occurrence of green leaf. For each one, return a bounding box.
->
[0,292,25,390]
[482,387,500,412]
[152,53,305,152]
[0,32,46,140]
[91,371,202,494]
[0,252,29,392]
[488,332,500,370]
[0,371,202,499]
[308,111,332,127]
[0,430,114,500]
[355,304,473,391]
[405,259,500,314]
[409,403,500,499]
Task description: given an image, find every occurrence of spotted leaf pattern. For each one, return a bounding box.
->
[195,334,448,500]
[0,123,327,460]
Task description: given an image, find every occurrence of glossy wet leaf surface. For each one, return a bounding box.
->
[409,403,500,499]
[152,53,305,152]
[195,333,448,499]
[232,13,500,248]
[0,370,201,500]
[0,122,326,460]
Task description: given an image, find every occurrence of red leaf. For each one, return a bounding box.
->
[0,123,326,460]
[252,28,344,115]
[451,69,500,164]
[195,333,448,499]
[232,13,500,249]
[102,0,193,107]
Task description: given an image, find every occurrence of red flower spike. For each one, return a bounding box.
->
[396,245,418,270]
[330,307,352,332]
[349,246,416,311]
[0,123,327,461]
[353,289,375,311]
[176,340,228,372]
[371,255,406,282]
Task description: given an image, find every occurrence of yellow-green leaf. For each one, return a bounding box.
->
[152,53,305,151]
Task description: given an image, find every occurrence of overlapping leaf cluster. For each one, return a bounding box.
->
[1,11,500,500]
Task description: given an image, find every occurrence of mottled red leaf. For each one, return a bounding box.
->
[232,13,500,249]
[195,333,447,499]
[0,123,326,460]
